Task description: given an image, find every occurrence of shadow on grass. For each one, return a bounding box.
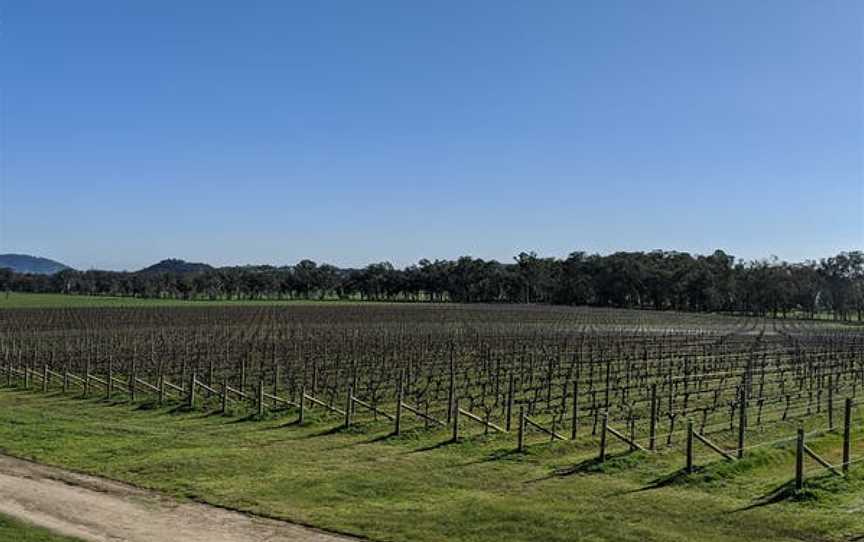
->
[628,467,702,493]
[358,432,399,445]
[524,450,646,485]
[408,438,460,454]
[266,418,302,429]
[305,424,353,437]
[164,403,196,415]
[43,391,72,400]
[452,447,523,468]
[732,480,803,511]
[203,409,233,419]
[226,412,269,424]
[132,400,167,411]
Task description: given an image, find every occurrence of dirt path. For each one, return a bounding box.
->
[0,454,358,542]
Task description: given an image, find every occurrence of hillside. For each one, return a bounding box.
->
[137,259,214,274]
[0,254,70,275]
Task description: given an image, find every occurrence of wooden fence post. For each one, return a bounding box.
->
[447,355,456,425]
[828,376,835,431]
[394,374,404,436]
[344,385,353,429]
[107,361,113,400]
[257,379,265,418]
[158,374,165,406]
[795,426,805,491]
[451,398,460,442]
[843,397,852,475]
[298,383,306,424]
[517,406,525,452]
[129,361,136,403]
[649,383,658,451]
[188,372,196,409]
[221,379,228,414]
[737,385,747,459]
[686,419,694,474]
[42,365,48,393]
[599,411,608,462]
[83,362,90,397]
[571,379,579,440]
[505,373,514,432]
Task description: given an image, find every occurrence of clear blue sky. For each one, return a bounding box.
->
[1,1,861,271]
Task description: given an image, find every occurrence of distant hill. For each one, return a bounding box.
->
[0,254,70,275]
[138,259,214,274]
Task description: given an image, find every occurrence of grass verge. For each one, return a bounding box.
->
[0,513,82,542]
[0,390,862,541]
[0,293,376,309]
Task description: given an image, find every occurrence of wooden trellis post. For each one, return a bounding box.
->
[599,411,608,462]
[129,361,136,403]
[158,374,165,406]
[451,398,460,442]
[83,360,90,397]
[188,371,197,408]
[344,385,353,429]
[394,374,404,436]
[737,385,747,459]
[571,379,579,440]
[649,383,658,451]
[517,406,526,452]
[795,422,842,490]
[298,383,306,424]
[107,361,114,400]
[505,373,515,432]
[221,379,229,414]
[447,347,456,425]
[843,398,852,474]
[686,419,694,474]
[795,426,804,490]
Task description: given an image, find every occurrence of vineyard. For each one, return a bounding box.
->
[2,304,863,475]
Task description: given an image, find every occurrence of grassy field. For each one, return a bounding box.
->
[0,294,858,327]
[0,292,197,309]
[0,390,862,542]
[0,513,82,542]
[0,292,371,309]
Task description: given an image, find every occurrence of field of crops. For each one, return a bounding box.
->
[2,303,862,462]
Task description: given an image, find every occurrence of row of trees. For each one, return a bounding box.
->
[2,250,862,320]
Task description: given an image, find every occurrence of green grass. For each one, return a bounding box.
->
[0,292,375,309]
[0,390,862,542]
[0,293,197,308]
[2,294,860,331]
[0,514,82,542]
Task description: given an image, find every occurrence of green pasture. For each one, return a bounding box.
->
[0,292,371,309]
[0,389,862,542]
[0,514,82,542]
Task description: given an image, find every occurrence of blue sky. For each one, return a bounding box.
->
[1,1,861,270]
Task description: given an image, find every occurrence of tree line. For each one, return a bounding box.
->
[2,250,862,320]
